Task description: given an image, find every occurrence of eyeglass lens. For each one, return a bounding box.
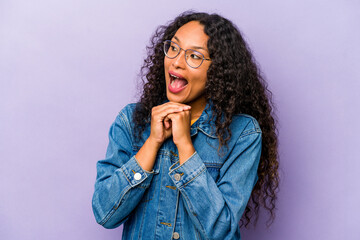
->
[164,41,205,68]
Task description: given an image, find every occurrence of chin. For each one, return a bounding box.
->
[167,96,183,103]
[166,93,187,104]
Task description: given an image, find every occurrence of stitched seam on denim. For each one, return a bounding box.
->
[190,127,198,137]
[179,166,206,189]
[240,118,262,136]
[134,156,154,174]
[215,133,261,186]
[141,170,158,203]
[203,162,222,168]
[178,194,184,240]
[121,162,148,187]
[99,184,131,226]
[240,120,255,135]
[154,161,165,239]
[180,189,208,238]
[238,131,262,140]
[234,113,261,129]
[238,118,260,137]
[241,128,256,135]
[204,137,219,152]
[197,127,217,138]
[251,117,261,132]
[138,196,149,240]
[234,116,259,136]
[130,201,137,240]
[120,168,132,186]
[241,126,262,135]
[119,110,133,142]
[171,190,180,238]
[115,176,132,210]
[169,160,180,172]
[99,208,115,226]
[170,151,197,173]
[195,229,202,240]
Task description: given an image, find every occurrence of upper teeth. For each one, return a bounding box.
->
[170,74,179,79]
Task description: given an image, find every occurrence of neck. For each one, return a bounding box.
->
[188,97,206,121]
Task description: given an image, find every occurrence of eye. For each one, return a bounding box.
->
[190,53,202,60]
[170,45,178,52]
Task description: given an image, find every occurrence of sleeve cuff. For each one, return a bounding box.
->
[168,151,206,189]
[121,156,154,187]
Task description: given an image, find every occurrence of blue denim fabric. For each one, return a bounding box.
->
[92,103,262,240]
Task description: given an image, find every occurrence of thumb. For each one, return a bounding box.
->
[164,116,172,129]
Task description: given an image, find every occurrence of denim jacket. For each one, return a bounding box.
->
[92,103,262,240]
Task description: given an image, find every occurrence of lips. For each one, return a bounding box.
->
[168,71,188,93]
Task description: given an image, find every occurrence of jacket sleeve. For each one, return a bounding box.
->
[168,129,262,239]
[92,110,155,229]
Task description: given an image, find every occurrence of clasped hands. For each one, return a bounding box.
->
[149,102,195,163]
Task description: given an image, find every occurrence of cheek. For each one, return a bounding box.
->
[198,72,208,88]
[164,58,170,82]
[164,57,170,70]
[192,75,207,94]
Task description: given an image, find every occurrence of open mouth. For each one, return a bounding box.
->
[169,72,188,93]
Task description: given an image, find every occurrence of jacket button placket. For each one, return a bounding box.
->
[154,148,180,239]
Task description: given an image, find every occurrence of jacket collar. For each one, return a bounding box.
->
[190,101,218,139]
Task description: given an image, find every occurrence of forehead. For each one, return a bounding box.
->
[172,21,209,49]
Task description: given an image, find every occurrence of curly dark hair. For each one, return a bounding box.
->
[133,11,279,227]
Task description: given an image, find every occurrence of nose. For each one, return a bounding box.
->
[172,49,187,69]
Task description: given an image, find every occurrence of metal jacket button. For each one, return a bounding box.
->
[172,232,180,239]
[134,172,142,180]
[174,173,181,181]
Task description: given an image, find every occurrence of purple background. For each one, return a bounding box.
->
[1,0,359,239]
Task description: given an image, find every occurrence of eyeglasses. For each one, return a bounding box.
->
[163,40,211,68]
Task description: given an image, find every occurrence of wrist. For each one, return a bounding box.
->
[146,136,163,150]
[176,141,193,152]
[176,141,195,165]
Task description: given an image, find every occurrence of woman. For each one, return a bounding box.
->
[92,11,279,240]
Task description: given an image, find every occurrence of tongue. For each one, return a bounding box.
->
[173,78,188,89]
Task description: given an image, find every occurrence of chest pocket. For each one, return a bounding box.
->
[196,139,224,183]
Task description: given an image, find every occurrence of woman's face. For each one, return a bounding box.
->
[164,21,211,109]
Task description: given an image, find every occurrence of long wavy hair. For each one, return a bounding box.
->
[133,11,279,227]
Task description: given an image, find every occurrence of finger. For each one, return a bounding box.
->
[164,116,172,129]
[167,110,191,125]
[153,106,190,120]
[167,109,191,117]
[166,112,182,123]
[163,101,191,108]
[155,102,191,113]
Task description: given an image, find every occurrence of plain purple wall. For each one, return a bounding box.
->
[1,0,359,239]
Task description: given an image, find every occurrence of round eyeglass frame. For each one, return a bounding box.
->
[163,40,211,69]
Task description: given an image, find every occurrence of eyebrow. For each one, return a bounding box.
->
[173,36,209,52]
